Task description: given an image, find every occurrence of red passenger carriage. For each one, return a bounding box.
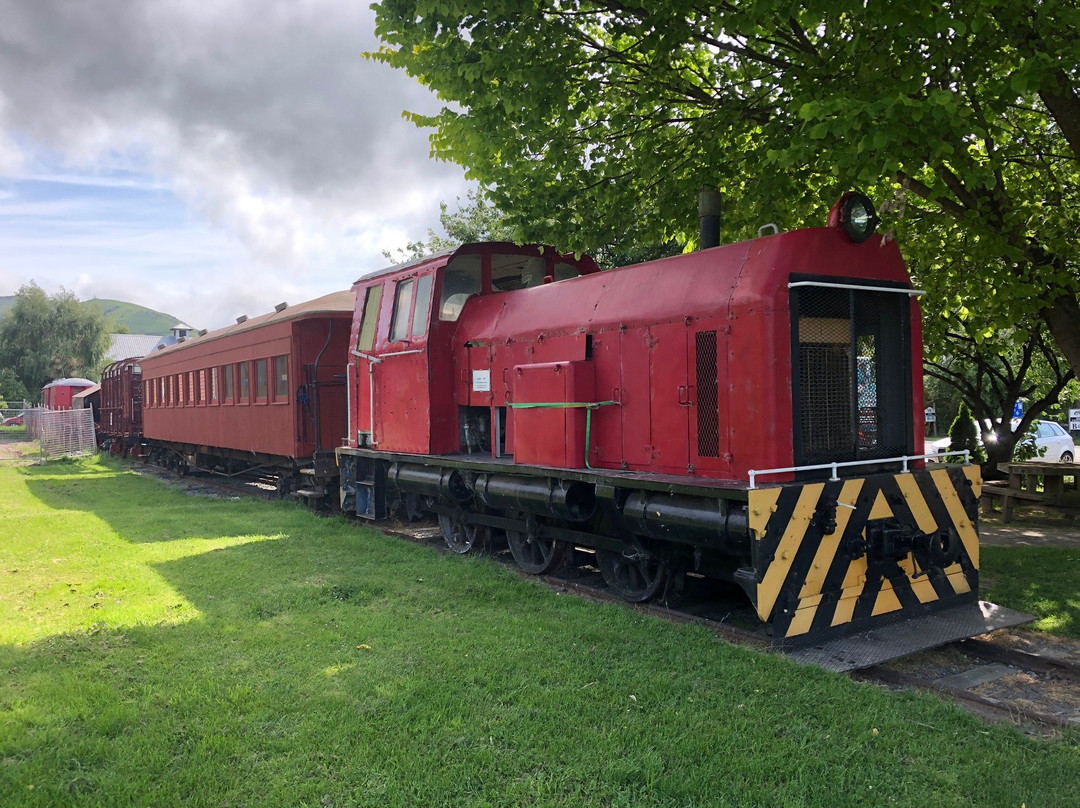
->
[41,378,95,411]
[139,290,354,494]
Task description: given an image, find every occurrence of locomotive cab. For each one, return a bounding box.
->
[347,243,600,457]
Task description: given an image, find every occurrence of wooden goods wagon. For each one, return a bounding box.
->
[99,357,144,452]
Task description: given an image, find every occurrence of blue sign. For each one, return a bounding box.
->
[1012,400,1024,418]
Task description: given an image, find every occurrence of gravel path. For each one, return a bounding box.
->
[979,522,1080,548]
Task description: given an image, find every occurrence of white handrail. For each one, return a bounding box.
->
[787,280,926,297]
[748,450,970,489]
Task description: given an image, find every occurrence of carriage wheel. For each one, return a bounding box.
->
[438,514,488,555]
[596,547,669,602]
[506,529,567,575]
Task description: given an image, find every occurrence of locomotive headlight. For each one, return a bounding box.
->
[829,192,881,243]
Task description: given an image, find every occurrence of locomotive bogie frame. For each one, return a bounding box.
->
[341,446,759,600]
[338,446,991,650]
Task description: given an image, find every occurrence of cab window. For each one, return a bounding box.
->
[391,274,434,340]
[358,285,382,351]
[491,254,546,291]
[440,255,482,321]
[390,280,415,340]
[410,275,433,336]
[554,260,583,281]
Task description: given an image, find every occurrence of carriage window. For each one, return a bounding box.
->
[440,254,482,321]
[223,364,234,403]
[274,355,288,400]
[198,370,207,405]
[255,359,268,402]
[358,285,382,351]
[211,368,219,404]
[239,362,250,402]
[410,274,433,336]
[187,371,195,405]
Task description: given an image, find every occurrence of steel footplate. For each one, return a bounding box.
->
[782,600,1033,672]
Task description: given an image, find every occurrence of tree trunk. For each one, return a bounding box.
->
[1038,71,1080,164]
[1043,297,1080,383]
[982,435,1016,481]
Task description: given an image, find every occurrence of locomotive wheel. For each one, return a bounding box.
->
[438,514,488,555]
[596,548,668,602]
[506,530,567,575]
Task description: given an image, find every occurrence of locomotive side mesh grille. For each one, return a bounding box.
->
[792,283,910,468]
[696,330,720,457]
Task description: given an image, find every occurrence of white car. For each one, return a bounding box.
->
[927,419,1076,462]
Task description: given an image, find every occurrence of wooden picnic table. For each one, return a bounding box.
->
[981,461,1079,522]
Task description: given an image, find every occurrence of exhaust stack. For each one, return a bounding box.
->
[698,188,721,249]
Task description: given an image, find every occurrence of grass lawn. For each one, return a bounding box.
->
[1,457,1078,807]
[981,545,1080,638]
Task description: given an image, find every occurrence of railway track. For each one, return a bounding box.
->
[857,637,1080,732]
[143,462,1080,733]
[132,461,286,500]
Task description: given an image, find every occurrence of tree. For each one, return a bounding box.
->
[385,186,685,268]
[946,400,985,463]
[0,368,29,408]
[925,321,1073,467]
[0,283,110,396]
[372,1,1080,374]
[383,188,516,263]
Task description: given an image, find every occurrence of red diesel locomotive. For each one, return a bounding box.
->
[97,192,1021,666]
[335,194,1022,665]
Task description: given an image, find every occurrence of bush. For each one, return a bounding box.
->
[947,401,985,463]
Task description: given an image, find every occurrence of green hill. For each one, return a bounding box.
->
[0,296,185,336]
[83,299,184,336]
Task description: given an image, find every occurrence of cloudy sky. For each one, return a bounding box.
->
[0,0,470,330]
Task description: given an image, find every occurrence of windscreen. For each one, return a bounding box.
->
[791,281,912,468]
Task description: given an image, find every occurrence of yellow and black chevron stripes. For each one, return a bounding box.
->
[747,465,981,642]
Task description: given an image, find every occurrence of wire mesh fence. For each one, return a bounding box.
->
[1,402,30,438]
[38,409,97,459]
[0,405,36,466]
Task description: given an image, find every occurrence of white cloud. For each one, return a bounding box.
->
[0,0,470,328]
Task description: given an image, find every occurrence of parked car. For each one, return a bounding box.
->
[1,415,24,426]
[928,419,1076,462]
[1032,420,1075,462]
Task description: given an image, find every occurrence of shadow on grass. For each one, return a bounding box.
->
[15,454,465,631]
[21,458,304,544]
